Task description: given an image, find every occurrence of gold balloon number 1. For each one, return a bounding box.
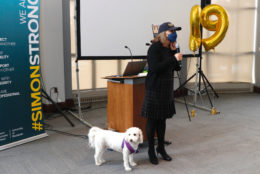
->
[189,4,229,53]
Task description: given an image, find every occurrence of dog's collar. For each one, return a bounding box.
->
[121,139,136,154]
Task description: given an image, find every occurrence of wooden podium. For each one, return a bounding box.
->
[105,75,147,140]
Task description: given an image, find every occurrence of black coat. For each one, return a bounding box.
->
[141,41,181,119]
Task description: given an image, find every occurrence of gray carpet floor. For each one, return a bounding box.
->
[1,93,260,174]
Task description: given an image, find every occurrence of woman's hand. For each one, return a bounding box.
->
[170,42,176,50]
[175,53,183,61]
[170,42,182,61]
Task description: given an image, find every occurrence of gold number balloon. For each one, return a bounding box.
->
[189,4,229,52]
[189,5,201,53]
[201,4,229,51]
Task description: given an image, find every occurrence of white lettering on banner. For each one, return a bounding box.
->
[0,92,20,99]
[0,67,15,72]
[0,64,9,68]
[12,127,24,132]
[19,10,27,24]
[28,0,38,5]
[19,0,26,8]
[11,127,24,138]
[0,81,12,85]
[28,19,38,33]
[0,42,16,46]
[0,90,7,93]
[19,0,27,24]
[29,33,39,44]
[0,38,7,41]
[27,6,38,19]
[0,55,9,60]
[0,132,7,136]
[29,55,39,65]
[12,133,24,138]
[0,132,8,142]
[1,76,10,81]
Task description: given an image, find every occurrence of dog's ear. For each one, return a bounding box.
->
[138,128,143,144]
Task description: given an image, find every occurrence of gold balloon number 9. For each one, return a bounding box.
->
[189,4,229,53]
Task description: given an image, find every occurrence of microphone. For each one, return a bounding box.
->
[124,45,133,58]
[175,43,182,68]
[175,27,182,31]
[176,43,180,53]
[145,43,151,46]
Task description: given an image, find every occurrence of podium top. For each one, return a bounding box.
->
[104,75,146,80]
[104,75,146,85]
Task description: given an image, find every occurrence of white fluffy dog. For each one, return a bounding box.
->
[88,127,143,171]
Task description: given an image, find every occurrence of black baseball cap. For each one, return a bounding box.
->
[158,22,182,34]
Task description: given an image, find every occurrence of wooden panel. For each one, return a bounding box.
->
[107,80,147,140]
[107,81,133,132]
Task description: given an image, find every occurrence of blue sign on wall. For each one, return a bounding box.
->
[0,0,47,150]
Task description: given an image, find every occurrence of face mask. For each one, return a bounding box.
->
[167,32,177,42]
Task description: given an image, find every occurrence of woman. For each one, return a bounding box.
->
[141,22,183,165]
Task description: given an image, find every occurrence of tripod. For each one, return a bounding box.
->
[66,59,93,128]
[42,89,74,127]
[176,71,191,121]
[176,54,219,110]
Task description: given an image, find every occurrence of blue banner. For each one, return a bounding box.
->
[0,0,47,150]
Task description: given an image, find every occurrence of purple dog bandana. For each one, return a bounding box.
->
[121,139,136,154]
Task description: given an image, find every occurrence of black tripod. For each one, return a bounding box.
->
[41,89,74,127]
[175,54,219,109]
[176,71,191,121]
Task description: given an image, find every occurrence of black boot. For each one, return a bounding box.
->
[156,119,172,161]
[146,118,158,165]
[148,148,158,165]
[156,146,172,161]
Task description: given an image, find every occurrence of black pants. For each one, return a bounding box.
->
[146,118,166,150]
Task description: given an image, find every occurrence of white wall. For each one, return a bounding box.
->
[40,0,72,103]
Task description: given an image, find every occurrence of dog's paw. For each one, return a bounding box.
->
[100,159,106,164]
[125,167,132,172]
[130,162,137,167]
[95,162,102,166]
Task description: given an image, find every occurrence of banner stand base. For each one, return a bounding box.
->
[0,133,48,151]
